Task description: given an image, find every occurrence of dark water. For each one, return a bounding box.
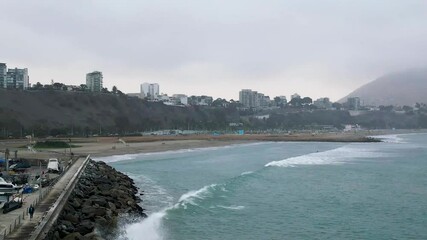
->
[96,133,427,240]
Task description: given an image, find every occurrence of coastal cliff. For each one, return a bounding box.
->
[46,160,146,240]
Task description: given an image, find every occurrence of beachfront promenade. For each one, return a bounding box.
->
[0,156,89,240]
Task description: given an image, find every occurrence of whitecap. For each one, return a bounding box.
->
[216,205,245,210]
[370,134,406,143]
[240,171,254,176]
[265,145,389,168]
[124,183,220,240]
[177,184,218,209]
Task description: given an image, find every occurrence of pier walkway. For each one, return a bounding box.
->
[0,156,90,240]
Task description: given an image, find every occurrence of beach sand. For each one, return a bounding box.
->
[2,129,421,160]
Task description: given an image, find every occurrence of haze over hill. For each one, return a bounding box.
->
[341,68,427,106]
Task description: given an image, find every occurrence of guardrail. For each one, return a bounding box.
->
[28,155,91,240]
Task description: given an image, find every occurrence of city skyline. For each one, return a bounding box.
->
[2,1,427,101]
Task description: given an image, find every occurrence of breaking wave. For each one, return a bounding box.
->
[265,145,389,168]
[124,183,223,240]
[370,134,406,143]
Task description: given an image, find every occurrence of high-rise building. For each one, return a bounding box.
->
[6,68,29,89]
[314,97,332,109]
[347,97,361,110]
[239,89,255,108]
[239,89,269,108]
[0,63,6,88]
[140,83,159,99]
[86,71,103,92]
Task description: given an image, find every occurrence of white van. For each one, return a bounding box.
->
[47,158,60,173]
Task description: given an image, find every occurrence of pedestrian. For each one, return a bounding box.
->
[29,204,35,220]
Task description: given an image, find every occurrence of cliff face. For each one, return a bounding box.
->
[340,68,427,106]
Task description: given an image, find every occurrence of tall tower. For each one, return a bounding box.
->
[86,71,103,92]
[0,63,6,88]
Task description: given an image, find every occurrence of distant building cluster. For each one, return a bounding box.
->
[136,82,215,107]
[313,97,332,109]
[239,89,271,108]
[0,63,29,90]
[1,61,375,114]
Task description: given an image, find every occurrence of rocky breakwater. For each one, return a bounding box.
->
[47,160,146,240]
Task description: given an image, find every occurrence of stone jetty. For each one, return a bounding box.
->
[46,160,146,240]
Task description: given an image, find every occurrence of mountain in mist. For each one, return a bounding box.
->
[340,68,427,106]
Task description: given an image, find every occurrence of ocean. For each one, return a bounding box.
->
[96,133,427,240]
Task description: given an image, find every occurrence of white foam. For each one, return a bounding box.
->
[216,205,245,210]
[240,171,254,176]
[125,173,174,214]
[94,153,140,163]
[265,145,388,168]
[124,183,219,240]
[125,211,166,240]
[177,184,218,209]
[370,134,405,143]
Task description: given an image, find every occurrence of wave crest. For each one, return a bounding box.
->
[265,145,388,168]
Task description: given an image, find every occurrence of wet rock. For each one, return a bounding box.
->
[76,220,95,235]
[62,232,83,240]
[47,159,146,239]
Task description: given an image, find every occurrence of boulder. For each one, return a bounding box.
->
[62,232,84,240]
[76,220,95,235]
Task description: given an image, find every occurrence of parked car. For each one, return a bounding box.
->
[47,158,61,173]
[9,162,31,172]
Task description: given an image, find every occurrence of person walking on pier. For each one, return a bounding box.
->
[29,204,35,220]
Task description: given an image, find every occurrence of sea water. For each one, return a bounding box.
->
[96,133,427,240]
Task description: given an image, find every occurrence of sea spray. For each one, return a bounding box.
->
[124,183,220,240]
[125,211,167,240]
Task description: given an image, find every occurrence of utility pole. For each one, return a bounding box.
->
[5,148,10,172]
[39,159,42,200]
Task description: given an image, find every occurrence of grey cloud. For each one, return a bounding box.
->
[1,0,427,100]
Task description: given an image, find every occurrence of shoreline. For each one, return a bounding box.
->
[2,130,426,159]
[0,129,427,159]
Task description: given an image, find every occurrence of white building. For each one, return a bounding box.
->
[172,94,188,105]
[6,68,29,89]
[140,83,159,100]
[86,71,103,92]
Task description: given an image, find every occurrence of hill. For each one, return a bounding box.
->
[0,90,239,137]
[1,90,426,138]
[340,68,427,106]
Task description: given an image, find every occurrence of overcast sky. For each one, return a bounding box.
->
[1,0,427,101]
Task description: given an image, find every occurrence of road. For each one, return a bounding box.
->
[1,156,87,240]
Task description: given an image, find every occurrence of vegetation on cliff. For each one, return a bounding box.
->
[1,90,427,138]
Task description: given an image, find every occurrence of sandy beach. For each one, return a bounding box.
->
[1,130,422,160]
[0,132,364,160]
